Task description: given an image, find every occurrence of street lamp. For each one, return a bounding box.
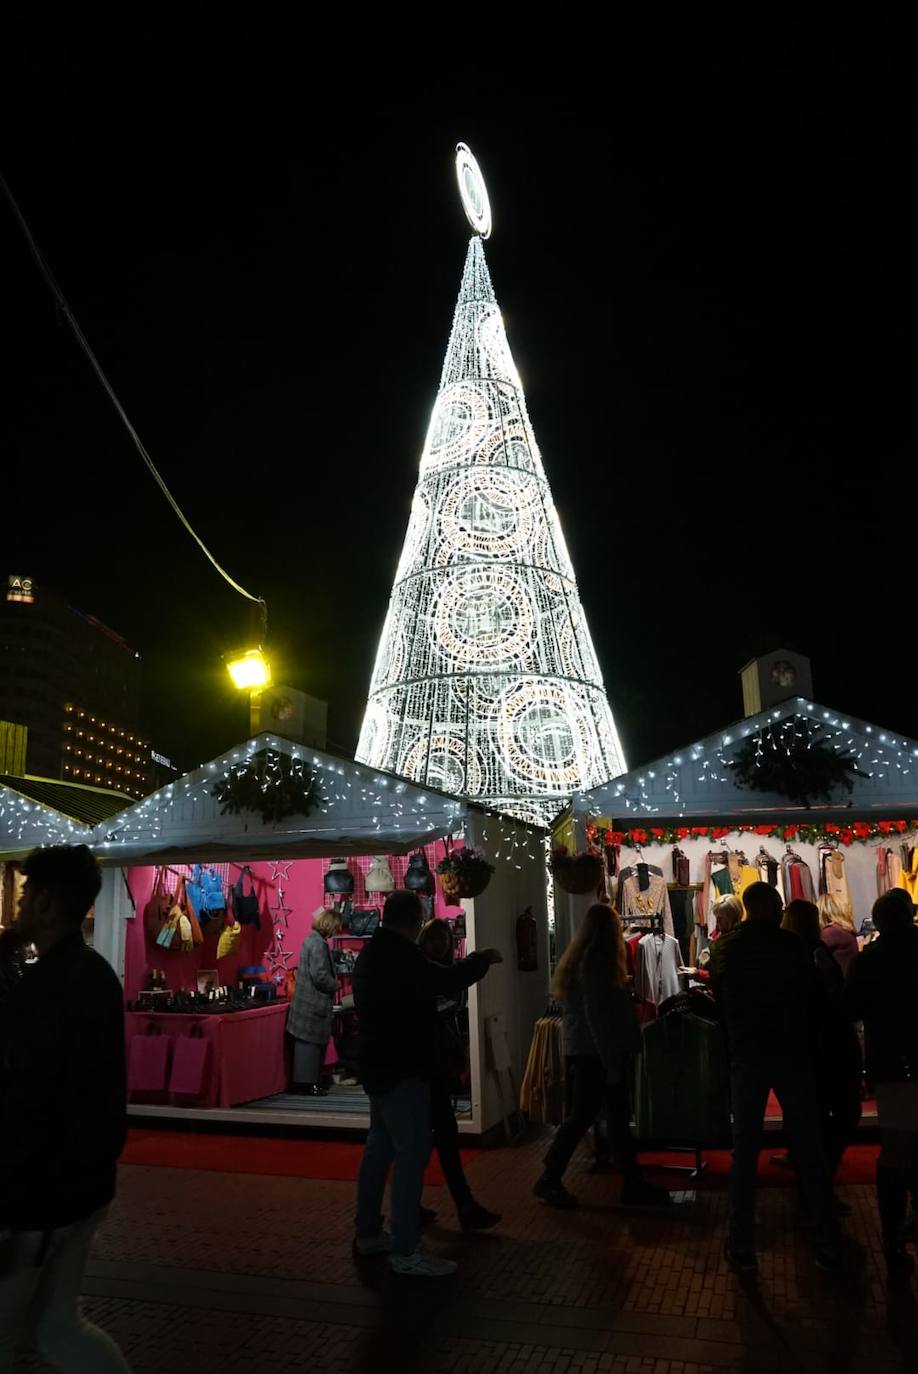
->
[226,646,272,737]
[226,647,272,691]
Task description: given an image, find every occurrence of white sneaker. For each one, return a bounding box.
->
[389,1248,458,1278]
[354,1229,392,1256]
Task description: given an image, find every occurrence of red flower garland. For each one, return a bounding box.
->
[584,817,914,849]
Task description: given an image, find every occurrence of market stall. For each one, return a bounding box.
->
[554,696,918,985]
[89,732,550,1137]
[0,776,130,950]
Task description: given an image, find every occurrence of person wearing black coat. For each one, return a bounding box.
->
[352,890,500,1279]
[0,845,129,1371]
[845,889,918,1275]
[781,900,862,1194]
[417,919,500,1232]
[718,882,839,1274]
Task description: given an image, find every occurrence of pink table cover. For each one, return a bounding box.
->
[125,1002,289,1108]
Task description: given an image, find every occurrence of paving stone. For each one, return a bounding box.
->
[10,1128,918,1373]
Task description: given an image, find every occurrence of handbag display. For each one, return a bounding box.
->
[202,867,227,915]
[186,866,205,917]
[217,920,242,960]
[177,875,204,948]
[365,856,394,894]
[345,907,380,938]
[144,868,175,944]
[155,916,179,950]
[324,859,355,895]
[233,867,261,928]
[404,851,434,895]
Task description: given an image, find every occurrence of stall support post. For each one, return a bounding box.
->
[92,866,129,984]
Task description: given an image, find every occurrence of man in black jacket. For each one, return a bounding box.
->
[845,889,918,1275]
[353,889,500,1278]
[718,881,839,1273]
[0,845,129,1371]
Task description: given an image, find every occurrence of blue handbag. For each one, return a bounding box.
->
[186,864,205,918]
[202,867,226,915]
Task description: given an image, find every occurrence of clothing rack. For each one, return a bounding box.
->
[654,1145,707,1178]
[622,913,664,932]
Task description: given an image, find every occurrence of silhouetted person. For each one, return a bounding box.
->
[353,889,500,1278]
[533,902,670,1210]
[416,919,501,1232]
[845,889,918,1275]
[719,881,839,1273]
[782,899,862,1200]
[0,845,129,1371]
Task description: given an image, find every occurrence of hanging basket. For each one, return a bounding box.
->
[436,843,495,907]
[551,849,604,895]
[439,868,491,904]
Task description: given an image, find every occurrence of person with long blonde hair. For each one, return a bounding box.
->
[818,894,859,977]
[533,903,670,1210]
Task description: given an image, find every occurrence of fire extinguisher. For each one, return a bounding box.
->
[516,906,538,972]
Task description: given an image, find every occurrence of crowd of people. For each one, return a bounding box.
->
[1,848,917,1369]
[530,880,918,1279]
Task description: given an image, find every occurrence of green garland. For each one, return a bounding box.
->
[211,748,324,825]
[587,818,914,849]
[728,720,868,808]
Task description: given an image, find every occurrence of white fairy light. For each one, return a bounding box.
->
[356,164,624,825]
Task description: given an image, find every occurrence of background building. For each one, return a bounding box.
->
[0,574,157,798]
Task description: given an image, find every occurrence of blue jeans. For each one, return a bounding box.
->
[729,1055,837,1255]
[355,1077,431,1256]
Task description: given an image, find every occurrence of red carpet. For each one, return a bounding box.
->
[641,1144,879,1187]
[122,1128,877,1188]
[764,1092,877,1121]
[122,1129,478,1184]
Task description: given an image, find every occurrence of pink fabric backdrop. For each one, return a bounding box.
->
[123,846,455,1004]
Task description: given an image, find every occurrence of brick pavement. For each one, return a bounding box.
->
[13,1129,918,1374]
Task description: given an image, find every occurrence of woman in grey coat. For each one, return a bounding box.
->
[533,902,670,1210]
[288,907,341,1095]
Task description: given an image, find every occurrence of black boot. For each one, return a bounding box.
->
[877,1164,914,1275]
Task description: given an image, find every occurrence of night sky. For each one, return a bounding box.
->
[2,25,915,778]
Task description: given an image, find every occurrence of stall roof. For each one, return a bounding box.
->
[573,698,918,821]
[0,778,94,858]
[0,775,132,826]
[88,733,484,864]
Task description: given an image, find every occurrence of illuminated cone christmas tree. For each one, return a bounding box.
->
[356,146,626,823]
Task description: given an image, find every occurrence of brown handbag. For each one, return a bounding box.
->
[144,868,174,943]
